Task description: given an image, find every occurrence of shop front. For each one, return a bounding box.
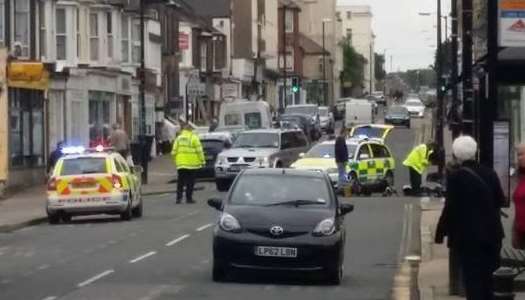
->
[6,61,49,189]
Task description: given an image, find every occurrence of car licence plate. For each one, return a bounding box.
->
[254,246,297,258]
[229,165,248,172]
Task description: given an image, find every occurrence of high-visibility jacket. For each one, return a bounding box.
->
[171,129,205,170]
[403,144,433,174]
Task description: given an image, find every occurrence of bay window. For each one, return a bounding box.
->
[56,8,67,60]
[14,0,30,57]
[121,15,130,63]
[89,12,99,61]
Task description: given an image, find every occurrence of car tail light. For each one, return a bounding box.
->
[112,174,123,189]
[47,178,57,191]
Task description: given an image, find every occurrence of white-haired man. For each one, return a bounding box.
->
[435,135,505,300]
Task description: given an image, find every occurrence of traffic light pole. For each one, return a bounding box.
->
[322,21,326,107]
[436,0,445,174]
[282,5,288,111]
[139,0,149,184]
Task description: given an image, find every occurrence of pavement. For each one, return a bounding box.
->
[0,105,426,299]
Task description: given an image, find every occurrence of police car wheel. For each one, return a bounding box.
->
[132,198,143,218]
[61,214,72,223]
[120,196,133,221]
[385,172,394,187]
[48,214,60,225]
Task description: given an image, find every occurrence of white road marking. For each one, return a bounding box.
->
[42,297,57,300]
[37,264,50,271]
[187,211,199,216]
[166,234,190,247]
[129,251,157,264]
[77,269,114,288]
[108,240,117,245]
[1,279,11,285]
[196,223,213,232]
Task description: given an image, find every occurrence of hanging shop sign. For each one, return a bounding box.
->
[499,0,525,47]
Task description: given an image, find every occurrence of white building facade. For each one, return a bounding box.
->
[337,5,375,94]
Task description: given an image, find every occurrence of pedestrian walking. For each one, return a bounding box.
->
[435,135,505,300]
[335,127,349,189]
[109,123,130,158]
[48,141,65,174]
[403,142,437,195]
[171,118,205,204]
[513,144,525,249]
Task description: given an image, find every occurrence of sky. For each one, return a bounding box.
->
[337,0,450,72]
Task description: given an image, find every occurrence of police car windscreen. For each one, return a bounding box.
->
[306,144,357,158]
[61,158,107,176]
[230,175,330,207]
[352,127,385,139]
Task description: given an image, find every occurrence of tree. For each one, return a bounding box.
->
[375,53,386,81]
[339,38,366,95]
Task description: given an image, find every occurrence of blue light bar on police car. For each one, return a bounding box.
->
[61,146,85,155]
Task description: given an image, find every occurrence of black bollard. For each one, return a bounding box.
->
[494,267,518,300]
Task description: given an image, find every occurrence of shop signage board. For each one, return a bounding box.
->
[499,0,525,47]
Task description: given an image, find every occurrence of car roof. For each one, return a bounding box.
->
[286,104,317,108]
[60,152,111,160]
[242,168,327,179]
[243,128,302,134]
[200,132,232,140]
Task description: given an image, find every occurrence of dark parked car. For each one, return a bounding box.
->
[384,105,411,128]
[208,169,354,284]
[197,132,233,177]
[278,114,315,141]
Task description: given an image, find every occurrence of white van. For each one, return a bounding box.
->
[345,99,374,127]
[218,100,272,130]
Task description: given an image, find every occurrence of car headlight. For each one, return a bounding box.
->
[217,155,226,165]
[219,212,242,232]
[313,218,336,236]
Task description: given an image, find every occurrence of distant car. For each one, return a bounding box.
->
[214,129,310,191]
[385,106,411,128]
[404,98,425,118]
[214,125,247,142]
[319,106,335,133]
[285,105,322,140]
[278,114,315,141]
[46,147,143,224]
[372,91,386,105]
[198,132,233,178]
[208,168,354,284]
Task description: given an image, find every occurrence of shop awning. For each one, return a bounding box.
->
[8,62,49,90]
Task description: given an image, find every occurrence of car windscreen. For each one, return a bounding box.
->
[233,132,279,148]
[305,143,357,158]
[351,127,385,139]
[319,108,329,117]
[60,157,107,176]
[388,106,408,114]
[230,175,331,206]
[405,100,423,107]
[285,106,317,116]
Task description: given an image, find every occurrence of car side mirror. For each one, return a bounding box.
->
[207,198,223,211]
[132,166,143,174]
[340,203,354,215]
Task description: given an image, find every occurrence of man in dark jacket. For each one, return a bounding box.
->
[335,127,349,188]
[436,136,505,300]
[48,141,64,174]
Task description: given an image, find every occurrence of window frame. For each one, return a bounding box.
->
[89,11,100,61]
[0,0,4,46]
[55,7,67,60]
[106,11,113,59]
[13,0,31,58]
[38,1,46,59]
[284,9,294,33]
[357,144,372,160]
[121,14,130,63]
[131,20,141,64]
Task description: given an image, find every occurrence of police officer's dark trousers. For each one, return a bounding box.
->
[177,169,196,203]
[409,167,422,193]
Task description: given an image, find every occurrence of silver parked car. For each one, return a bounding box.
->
[214,129,310,191]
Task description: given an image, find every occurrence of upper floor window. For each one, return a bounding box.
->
[106,12,113,59]
[335,12,341,20]
[285,10,293,33]
[121,15,130,63]
[14,0,30,57]
[346,28,352,42]
[56,8,67,60]
[200,42,207,72]
[346,11,352,19]
[131,21,140,64]
[76,8,80,58]
[0,1,5,47]
[39,1,46,59]
[89,12,99,61]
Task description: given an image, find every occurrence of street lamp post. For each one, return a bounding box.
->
[436,0,445,174]
[322,19,331,106]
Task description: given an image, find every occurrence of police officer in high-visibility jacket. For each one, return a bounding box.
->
[403,142,437,194]
[171,119,205,204]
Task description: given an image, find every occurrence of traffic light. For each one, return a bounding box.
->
[291,77,300,94]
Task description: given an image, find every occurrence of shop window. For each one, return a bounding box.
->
[14,0,30,58]
[9,89,44,168]
[89,91,113,144]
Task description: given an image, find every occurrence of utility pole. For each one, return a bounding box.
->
[369,43,373,95]
[139,0,148,183]
[436,0,445,174]
[450,0,461,139]
[253,9,262,99]
[282,5,287,111]
[461,0,474,136]
[322,21,326,106]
